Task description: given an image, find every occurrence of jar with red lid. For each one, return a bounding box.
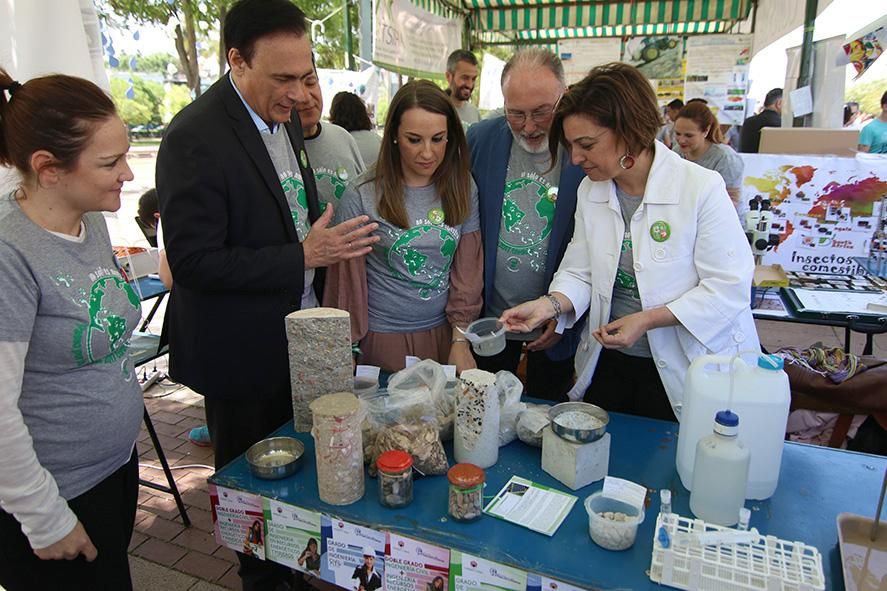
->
[377,450,413,508]
[447,463,485,521]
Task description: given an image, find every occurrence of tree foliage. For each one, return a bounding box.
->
[846,78,887,115]
[111,75,190,126]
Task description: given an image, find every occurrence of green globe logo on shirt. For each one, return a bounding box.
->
[387,225,457,300]
[281,175,309,240]
[72,275,140,367]
[499,177,556,256]
[315,169,349,209]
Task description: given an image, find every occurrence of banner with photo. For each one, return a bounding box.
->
[385,533,450,591]
[621,36,683,80]
[372,0,463,79]
[320,515,387,591]
[263,499,322,574]
[740,154,887,274]
[684,35,752,125]
[209,485,266,560]
[448,551,527,591]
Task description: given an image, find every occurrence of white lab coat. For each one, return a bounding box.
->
[551,141,760,416]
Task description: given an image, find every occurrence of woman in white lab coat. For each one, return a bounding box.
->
[500,63,759,421]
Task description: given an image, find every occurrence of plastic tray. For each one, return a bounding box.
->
[649,512,825,591]
[837,512,887,591]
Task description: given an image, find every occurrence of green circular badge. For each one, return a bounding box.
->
[428,208,445,225]
[299,149,308,169]
[336,166,349,181]
[547,186,559,202]
[650,220,670,242]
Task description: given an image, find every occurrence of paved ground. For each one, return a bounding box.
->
[114,147,883,590]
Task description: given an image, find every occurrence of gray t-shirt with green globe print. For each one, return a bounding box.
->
[0,196,143,499]
[489,143,561,340]
[336,176,480,333]
[610,183,651,358]
[305,122,365,212]
[260,126,317,308]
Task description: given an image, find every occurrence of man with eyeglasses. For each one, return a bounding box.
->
[466,49,585,401]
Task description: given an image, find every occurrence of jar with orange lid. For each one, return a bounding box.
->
[377,450,413,508]
[447,463,485,521]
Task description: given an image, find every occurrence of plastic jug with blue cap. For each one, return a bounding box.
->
[676,353,790,500]
[689,409,750,526]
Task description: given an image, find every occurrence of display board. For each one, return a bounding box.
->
[740,153,887,274]
[557,38,622,85]
[372,0,463,79]
[684,34,753,124]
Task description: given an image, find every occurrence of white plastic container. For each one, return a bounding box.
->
[676,354,790,500]
[454,370,500,468]
[689,410,750,526]
[584,492,644,551]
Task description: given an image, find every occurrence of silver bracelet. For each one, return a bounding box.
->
[545,294,562,321]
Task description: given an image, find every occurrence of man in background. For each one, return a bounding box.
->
[740,88,782,153]
[445,49,480,125]
[656,98,683,148]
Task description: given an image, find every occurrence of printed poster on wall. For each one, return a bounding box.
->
[385,533,450,591]
[262,499,322,574]
[558,38,622,85]
[372,0,463,78]
[209,484,265,560]
[448,551,527,591]
[320,516,387,591]
[621,36,683,79]
[684,35,752,125]
[526,573,589,591]
[740,153,887,274]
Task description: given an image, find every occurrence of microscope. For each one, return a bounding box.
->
[745,195,780,265]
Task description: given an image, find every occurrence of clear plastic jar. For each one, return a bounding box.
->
[377,450,413,508]
[447,463,485,521]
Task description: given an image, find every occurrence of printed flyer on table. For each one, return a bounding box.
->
[209,484,266,560]
[320,515,387,591]
[385,533,450,591]
[263,498,322,574]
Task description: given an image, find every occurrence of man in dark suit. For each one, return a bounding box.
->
[739,88,783,153]
[156,1,377,588]
[466,49,584,401]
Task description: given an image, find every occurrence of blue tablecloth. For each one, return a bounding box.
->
[209,409,885,590]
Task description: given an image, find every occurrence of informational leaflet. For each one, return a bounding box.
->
[684,34,752,125]
[482,476,577,537]
[526,573,589,591]
[449,551,527,591]
[558,38,622,85]
[385,533,450,591]
[262,499,322,574]
[209,484,265,560]
[320,516,387,591]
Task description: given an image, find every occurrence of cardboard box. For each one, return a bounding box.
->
[754,264,789,288]
[759,127,858,156]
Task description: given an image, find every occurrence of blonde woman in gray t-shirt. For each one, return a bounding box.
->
[324,80,483,374]
[673,101,744,208]
[0,70,143,590]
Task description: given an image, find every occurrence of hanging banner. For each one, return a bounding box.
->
[622,36,684,80]
[842,27,886,79]
[741,153,887,274]
[684,35,752,125]
[373,0,464,79]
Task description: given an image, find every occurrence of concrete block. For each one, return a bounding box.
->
[541,427,609,490]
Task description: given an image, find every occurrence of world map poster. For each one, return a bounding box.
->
[739,154,887,274]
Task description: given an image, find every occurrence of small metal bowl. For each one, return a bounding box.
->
[549,402,609,444]
[246,437,305,480]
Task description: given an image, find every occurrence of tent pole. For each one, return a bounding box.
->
[793,0,817,127]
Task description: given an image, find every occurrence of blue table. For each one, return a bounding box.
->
[209,411,886,590]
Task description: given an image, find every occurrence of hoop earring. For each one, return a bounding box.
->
[393,139,398,144]
[619,153,635,170]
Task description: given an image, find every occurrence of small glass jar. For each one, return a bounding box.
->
[377,450,413,508]
[447,463,485,521]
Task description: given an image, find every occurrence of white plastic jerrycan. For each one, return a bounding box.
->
[676,354,790,500]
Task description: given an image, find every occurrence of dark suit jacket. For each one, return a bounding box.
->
[156,75,322,400]
[466,116,585,362]
[739,109,781,153]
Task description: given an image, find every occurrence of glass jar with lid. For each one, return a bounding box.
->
[377,450,413,508]
[447,463,485,521]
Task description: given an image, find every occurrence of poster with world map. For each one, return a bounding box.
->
[739,154,887,275]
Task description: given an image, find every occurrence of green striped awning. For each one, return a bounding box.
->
[461,0,751,43]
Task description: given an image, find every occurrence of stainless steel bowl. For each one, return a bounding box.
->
[549,402,609,444]
[246,437,305,480]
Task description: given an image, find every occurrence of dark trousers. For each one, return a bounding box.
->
[583,348,678,423]
[205,393,297,591]
[475,339,575,402]
[0,450,139,591]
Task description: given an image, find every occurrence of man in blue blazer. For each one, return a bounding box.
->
[467,49,584,400]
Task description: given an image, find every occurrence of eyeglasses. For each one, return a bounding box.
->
[504,94,563,125]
